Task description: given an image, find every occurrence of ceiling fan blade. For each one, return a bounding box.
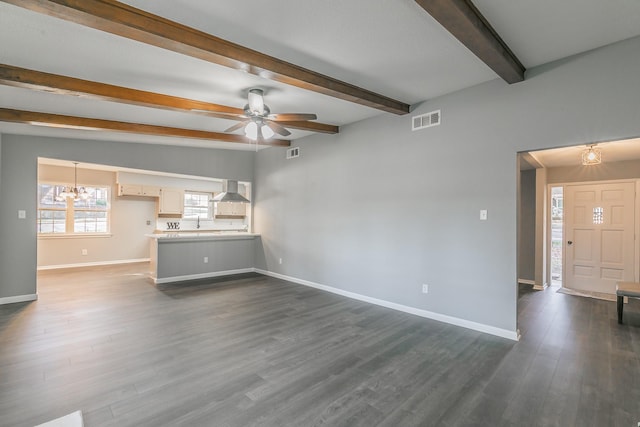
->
[265,120,291,137]
[268,113,317,122]
[225,121,249,133]
[191,109,248,121]
[248,88,265,115]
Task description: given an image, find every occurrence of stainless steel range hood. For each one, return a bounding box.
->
[212,180,250,203]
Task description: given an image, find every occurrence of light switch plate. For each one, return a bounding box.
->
[18,210,26,219]
[480,210,488,220]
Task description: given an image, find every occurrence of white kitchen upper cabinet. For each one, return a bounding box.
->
[142,185,161,197]
[118,184,162,197]
[215,202,246,217]
[159,188,184,215]
[118,183,143,196]
[215,202,233,216]
[232,202,246,216]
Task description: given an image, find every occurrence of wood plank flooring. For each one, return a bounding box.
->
[1,265,639,426]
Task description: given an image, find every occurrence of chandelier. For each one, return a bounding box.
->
[55,162,89,201]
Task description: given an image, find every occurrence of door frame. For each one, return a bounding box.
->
[546,178,640,287]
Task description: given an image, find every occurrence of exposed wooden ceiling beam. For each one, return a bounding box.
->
[274,120,338,134]
[2,0,411,115]
[415,0,525,84]
[0,108,291,147]
[0,64,339,135]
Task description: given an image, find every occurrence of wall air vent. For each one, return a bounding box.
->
[412,110,441,131]
[286,147,300,159]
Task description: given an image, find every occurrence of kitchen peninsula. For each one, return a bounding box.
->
[148,232,259,284]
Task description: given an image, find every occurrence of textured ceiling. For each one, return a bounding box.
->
[1,0,640,150]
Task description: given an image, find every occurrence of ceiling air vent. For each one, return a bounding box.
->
[286,147,300,159]
[412,110,441,131]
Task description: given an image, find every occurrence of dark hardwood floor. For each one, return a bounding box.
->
[1,265,639,426]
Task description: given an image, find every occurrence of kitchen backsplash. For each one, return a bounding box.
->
[156,218,248,232]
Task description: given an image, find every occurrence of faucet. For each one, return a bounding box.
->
[197,216,201,229]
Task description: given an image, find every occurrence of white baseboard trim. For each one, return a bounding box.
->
[518,279,536,285]
[256,269,519,341]
[533,282,549,291]
[0,293,38,305]
[38,258,150,271]
[153,268,255,284]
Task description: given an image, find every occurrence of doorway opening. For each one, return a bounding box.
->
[519,138,640,303]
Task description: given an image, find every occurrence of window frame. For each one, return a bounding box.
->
[182,191,213,220]
[37,182,111,237]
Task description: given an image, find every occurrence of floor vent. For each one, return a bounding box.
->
[412,110,441,131]
[286,147,300,159]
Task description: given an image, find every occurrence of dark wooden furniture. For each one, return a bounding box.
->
[616,281,640,324]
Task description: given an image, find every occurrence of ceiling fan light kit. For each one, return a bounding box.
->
[226,88,317,142]
[244,121,258,139]
[244,121,274,140]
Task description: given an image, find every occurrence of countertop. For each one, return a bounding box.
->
[147,232,259,242]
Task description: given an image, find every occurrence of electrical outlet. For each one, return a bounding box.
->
[480,209,488,220]
[279,258,283,265]
[422,284,429,294]
[18,210,26,219]
[81,249,88,256]
[203,257,208,263]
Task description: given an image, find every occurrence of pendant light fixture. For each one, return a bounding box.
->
[56,162,89,201]
[581,144,601,165]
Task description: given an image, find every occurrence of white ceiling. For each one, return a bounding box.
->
[472,0,640,68]
[1,0,640,150]
[529,137,640,168]
[38,156,224,181]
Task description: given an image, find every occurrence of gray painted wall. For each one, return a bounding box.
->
[254,36,640,333]
[518,169,536,281]
[156,238,256,279]
[0,135,254,299]
[3,36,640,335]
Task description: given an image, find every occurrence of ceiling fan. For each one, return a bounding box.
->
[225,89,317,140]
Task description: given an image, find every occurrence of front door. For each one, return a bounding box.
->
[564,181,636,294]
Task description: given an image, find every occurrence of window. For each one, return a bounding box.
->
[593,207,604,225]
[183,191,212,219]
[37,184,67,233]
[73,187,110,232]
[37,183,110,234]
